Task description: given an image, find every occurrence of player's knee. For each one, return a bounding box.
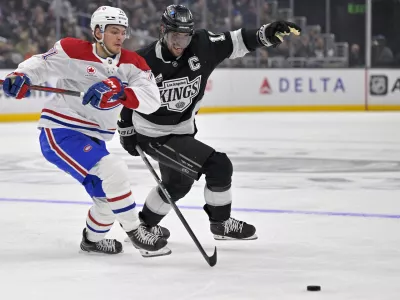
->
[161,182,193,202]
[98,154,129,179]
[203,152,233,191]
[90,154,130,193]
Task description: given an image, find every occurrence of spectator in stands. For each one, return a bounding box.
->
[349,43,362,67]
[0,0,361,69]
[236,0,257,28]
[294,35,313,57]
[0,38,18,68]
[259,47,269,68]
[307,26,320,53]
[312,37,325,58]
[259,1,273,25]
[371,35,394,67]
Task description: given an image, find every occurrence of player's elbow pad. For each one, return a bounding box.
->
[123,88,140,109]
[124,85,160,114]
[148,85,162,112]
[139,89,161,114]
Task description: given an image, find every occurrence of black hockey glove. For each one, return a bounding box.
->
[258,21,301,47]
[117,120,139,156]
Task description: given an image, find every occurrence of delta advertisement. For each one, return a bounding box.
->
[203,69,364,109]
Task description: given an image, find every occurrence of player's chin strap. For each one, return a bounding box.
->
[95,34,114,57]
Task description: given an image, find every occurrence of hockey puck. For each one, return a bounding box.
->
[307,285,321,292]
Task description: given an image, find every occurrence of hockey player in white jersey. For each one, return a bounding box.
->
[2,6,171,257]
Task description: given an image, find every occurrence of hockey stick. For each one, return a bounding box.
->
[0,79,83,97]
[135,145,217,267]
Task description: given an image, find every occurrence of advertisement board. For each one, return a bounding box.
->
[0,68,399,121]
[203,69,365,110]
[368,70,400,108]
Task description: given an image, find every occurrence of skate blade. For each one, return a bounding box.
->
[213,234,258,241]
[138,246,172,258]
[79,249,124,255]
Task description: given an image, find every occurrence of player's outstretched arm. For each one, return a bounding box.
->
[2,39,71,100]
[123,54,161,115]
[239,20,301,53]
[205,20,301,65]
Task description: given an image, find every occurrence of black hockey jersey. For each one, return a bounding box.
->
[121,29,251,137]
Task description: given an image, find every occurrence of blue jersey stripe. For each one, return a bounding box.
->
[41,115,114,135]
[112,203,136,214]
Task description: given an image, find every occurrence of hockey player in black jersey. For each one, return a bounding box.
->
[118,4,301,240]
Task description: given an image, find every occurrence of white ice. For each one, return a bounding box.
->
[1,112,400,300]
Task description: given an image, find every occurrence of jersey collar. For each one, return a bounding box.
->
[92,43,121,65]
[155,41,182,63]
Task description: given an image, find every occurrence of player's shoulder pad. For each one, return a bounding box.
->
[60,38,101,62]
[195,29,229,44]
[119,49,150,71]
[194,29,209,39]
[188,29,212,48]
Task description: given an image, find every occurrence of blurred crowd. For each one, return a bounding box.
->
[0,0,399,69]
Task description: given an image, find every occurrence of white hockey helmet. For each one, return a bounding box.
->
[90,6,130,38]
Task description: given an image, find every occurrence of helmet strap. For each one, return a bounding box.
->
[94,31,114,57]
[100,40,114,56]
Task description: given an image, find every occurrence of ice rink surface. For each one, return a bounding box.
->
[1,112,400,300]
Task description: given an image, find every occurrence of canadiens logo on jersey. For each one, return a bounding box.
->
[83,144,93,152]
[159,75,201,112]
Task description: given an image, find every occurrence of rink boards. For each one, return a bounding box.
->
[0,68,399,122]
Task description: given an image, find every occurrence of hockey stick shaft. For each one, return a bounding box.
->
[135,145,217,267]
[0,79,84,97]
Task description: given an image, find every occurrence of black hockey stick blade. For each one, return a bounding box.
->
[208,246,217,267]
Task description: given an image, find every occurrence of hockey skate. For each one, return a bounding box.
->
[126,224,171,257]
[210,217,258,240]
[124,223,170,242]
[204,204,257,240]
[80,228,123,254]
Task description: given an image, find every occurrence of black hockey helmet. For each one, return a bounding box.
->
[161,4,194,35]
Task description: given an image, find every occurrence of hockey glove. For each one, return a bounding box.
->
[258,21,301,47]
[82,76,124,109]
[117,120,139,156]
[2,72,31,99]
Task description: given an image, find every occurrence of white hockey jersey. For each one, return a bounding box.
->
[15,38,161,141]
